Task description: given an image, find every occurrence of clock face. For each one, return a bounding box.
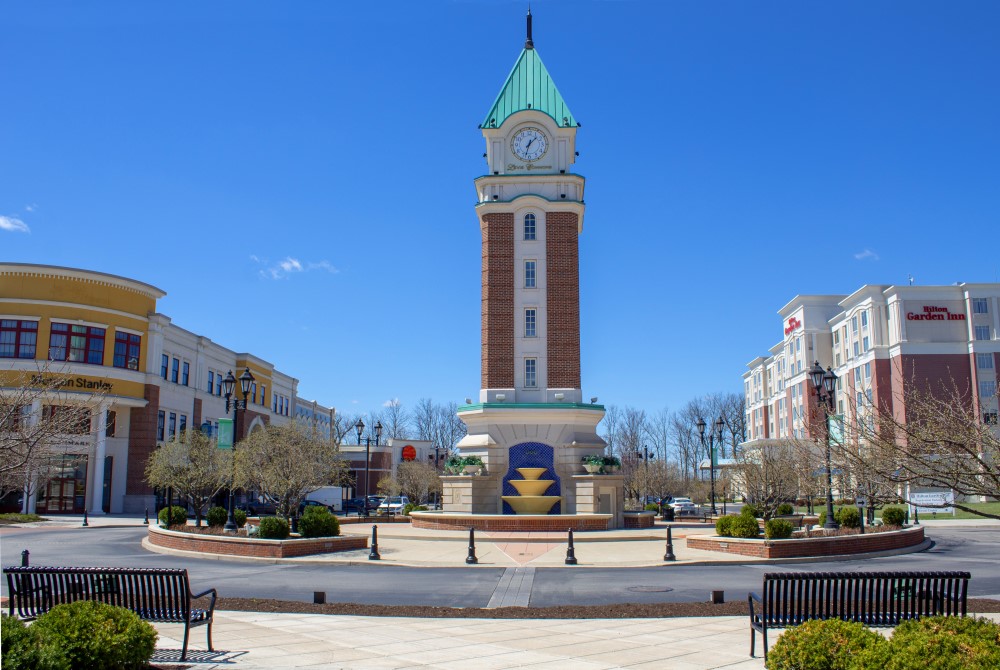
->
[511,127,548,162]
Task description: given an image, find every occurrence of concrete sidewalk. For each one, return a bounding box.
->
[150,610,772,669]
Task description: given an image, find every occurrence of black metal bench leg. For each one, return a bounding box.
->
[207,620,214,651]
[763,627,768,661]
[181,623,190,661]
[750,627,755,657]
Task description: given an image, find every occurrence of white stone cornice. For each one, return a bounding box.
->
[476,197,586,233]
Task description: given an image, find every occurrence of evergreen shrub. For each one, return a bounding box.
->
[766,618,889,670]
[716,515,735,537]
[765,518,794,539]
[257,516,290,539]
[402,503,427,516]
[234,509,247,526]
[776,503,794,516]
[881,507,906,526]
[644,504,660,512]
[206,506,228,527]
[835,506,861,529]
[297,507,340,538]
[882,616,1000,670]
[742,503,760,518]
[2,613,41,669]
[157,506,187,527]
[29,601,157,670]
[730,513,760,538]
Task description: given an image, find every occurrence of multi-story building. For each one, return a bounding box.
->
[744,283,1000,448]
[0,263,333,515]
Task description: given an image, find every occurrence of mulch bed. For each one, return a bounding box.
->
[215,597,1000,619]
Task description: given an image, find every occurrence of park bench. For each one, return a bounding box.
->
[748,570,970,659]
[4,566,217,661]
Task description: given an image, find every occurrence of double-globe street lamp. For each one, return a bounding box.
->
[635,445,653,505]
[222,367,255,533]
[809,361,840,530]
[354,419,382,514]
[696,416,724,515]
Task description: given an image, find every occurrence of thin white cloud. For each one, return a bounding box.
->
[24,204,37,213]
[0,215,30,233]
[382,398,400,408]
[252,254,339,280]
[854,249,879,261]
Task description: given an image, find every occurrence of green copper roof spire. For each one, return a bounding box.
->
[480,10,577,130]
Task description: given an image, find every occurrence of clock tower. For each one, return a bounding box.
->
[449,12,620,526]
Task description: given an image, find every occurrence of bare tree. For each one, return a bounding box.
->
[331,411,363,445]
[647,407,671,461]
[412,397,437,441]
[144,429,231,525]
[234,421,350,519]
[1,366,107,510]
[600,405,622,457]
[848,372,1000,520]
[376,461,441,505]
[733,441,799,519]
[381,399,409,440]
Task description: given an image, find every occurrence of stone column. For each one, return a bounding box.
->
[89,404,109,514]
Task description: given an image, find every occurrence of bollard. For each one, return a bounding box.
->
[914,508,919,525]
[369,525,381,560]
[565,529,578,565]
[466,527,478,564]
[82,509,89,527]
[314,591,326,604]
[21,549,29,567]
[664,526,676,562]
[143,507,149,526]
[857,505,865,535]
[711,590,725,604]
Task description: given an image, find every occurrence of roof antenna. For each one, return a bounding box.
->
[525,6,534,50]
[908,274,914,286]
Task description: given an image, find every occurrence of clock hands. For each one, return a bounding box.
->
[525,137,535,151]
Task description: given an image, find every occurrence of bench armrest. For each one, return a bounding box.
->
[191,587,218,614]
[748,591,763,623]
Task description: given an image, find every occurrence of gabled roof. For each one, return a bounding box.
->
[481,47,577,130]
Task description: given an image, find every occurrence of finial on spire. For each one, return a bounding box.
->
[525,7,534,49]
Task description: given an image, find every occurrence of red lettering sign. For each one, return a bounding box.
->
[784,317,802,335]
[906,305,966,322]
[401,445,416,461]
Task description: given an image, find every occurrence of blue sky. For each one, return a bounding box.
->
[2,1,998,419]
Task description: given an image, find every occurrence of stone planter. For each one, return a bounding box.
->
[146,525,367,559]
[463,465,481,475]
[583,464,602,474]
[686,525,925,559]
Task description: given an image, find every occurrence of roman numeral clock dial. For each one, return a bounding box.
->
[511,127,548,162]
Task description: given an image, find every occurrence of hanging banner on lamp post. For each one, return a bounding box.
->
[217,418,233,450]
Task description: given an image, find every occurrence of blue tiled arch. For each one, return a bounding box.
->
[502,442,561,515]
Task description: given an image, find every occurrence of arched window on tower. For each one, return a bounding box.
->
[524,213,536,240]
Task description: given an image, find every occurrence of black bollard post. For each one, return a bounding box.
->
[143,507,149,526]
[21,549,29,567]
[466,527,478,564]
[565,529,578,565]
[369,525,381,560]
[82,508,89,527]
[664,525,676,562]
[913,508,919,525]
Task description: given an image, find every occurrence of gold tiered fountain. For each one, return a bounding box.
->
[502,467,561,515]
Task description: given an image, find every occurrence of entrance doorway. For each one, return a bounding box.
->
[36,455,88,514]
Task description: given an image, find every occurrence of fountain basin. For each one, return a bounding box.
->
[516,467,548,480]
[510,479,554,496]
[501,495,561,515]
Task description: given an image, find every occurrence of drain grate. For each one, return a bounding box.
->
[627,586,674,593]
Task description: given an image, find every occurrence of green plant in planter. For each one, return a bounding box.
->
[581,454,604,467]
[257,516,290,539]
[234,509,247,527]
[776,502,794,516]
[741,503,761,518]
[644,503,660,512]
[445,455,464,473]
[28,601,158,670]
[835,506,861,528]
[765,518,794,539]
[402,503,428,516]
[461,455,484,467]
[730,514,760,538]
[716,515,736,537]
[206,506,228,527]
[158,505,187,527]
[297,506,340,538]
[601,455,621,469]
[881,506,906,526]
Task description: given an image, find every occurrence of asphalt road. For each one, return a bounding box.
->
[3,525,999,607]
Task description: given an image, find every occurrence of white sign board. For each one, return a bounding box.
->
[909,491,955,515]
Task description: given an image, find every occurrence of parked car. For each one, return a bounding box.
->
[237,500,278,517]
[377,496,410,516]
[671,498,700,515]
[341,498,368,514]
[298,500,333,516]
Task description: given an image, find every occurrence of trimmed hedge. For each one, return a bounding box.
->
[157,505,187,527]
[297,506,340,538]
[235,509,247,527]
[765,518,794,539]
[767,616,1000,670]
[716,515,736,537]
[881,506,906,526]
[776,503,794,516]
[257,516,290,539]
[206,506,228,527]
[818,506,863,529]
[766,618,888,670]
[6,601,159,670]
[730,513,760,538]
[402,503,428,516]
[742,503,761,518]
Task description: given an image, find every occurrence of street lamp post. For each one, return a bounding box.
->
[809,361,840,530]
[635,445,653,505]
[354,419,382,514]
[222,367,255,533]
[696,416,724,515]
